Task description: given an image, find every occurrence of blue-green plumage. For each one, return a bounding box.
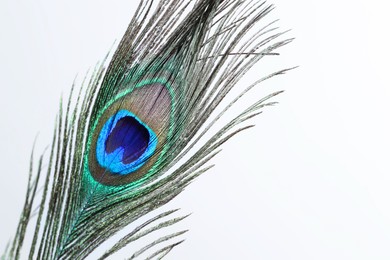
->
[87,81,173,186]
[4,0,292,259]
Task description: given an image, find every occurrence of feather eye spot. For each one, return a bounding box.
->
[96,110,157,175]
[86,83,172,186]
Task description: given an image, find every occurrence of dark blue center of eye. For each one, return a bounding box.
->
[96,109,158,175]
[105,116,149,164]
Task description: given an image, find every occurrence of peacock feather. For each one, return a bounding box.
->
[2,0,293,259]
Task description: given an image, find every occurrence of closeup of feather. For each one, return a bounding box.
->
[2,0,390,260]
[0,0,293,259]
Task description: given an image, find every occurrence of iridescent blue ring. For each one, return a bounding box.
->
[96,109,158,175]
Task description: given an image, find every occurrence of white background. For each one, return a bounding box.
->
[0,0,390,259]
